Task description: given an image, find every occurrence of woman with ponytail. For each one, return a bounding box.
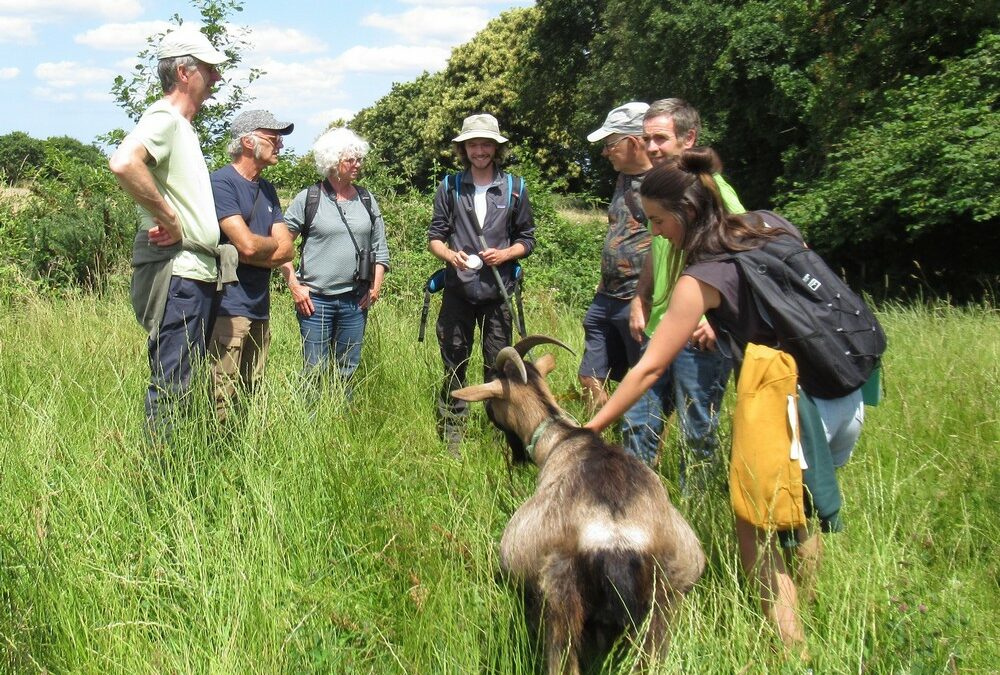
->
[585,147,867,657]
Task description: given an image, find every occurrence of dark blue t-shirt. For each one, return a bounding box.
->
[210,164,284,319]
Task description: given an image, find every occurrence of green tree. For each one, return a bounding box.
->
[0,132,46,185]
[516,0,603,190]
[354,7,538,191]
[103,0,260,161]
[43,136,105,170]
[778,30,1000,298]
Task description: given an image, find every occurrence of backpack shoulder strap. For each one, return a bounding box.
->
[302,181,322,244]
[505,174,525,238]
[355,185,377,233]
[450,172,463,210]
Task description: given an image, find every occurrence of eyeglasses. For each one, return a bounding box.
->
[254,133,283,147]
[603,136,628,150]
[342,157,364,165]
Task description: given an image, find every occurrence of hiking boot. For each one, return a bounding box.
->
[444,427,464,459]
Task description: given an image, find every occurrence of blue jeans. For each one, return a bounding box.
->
[146,276,217,442]
[298,292,367,397]
[622,343,732,473]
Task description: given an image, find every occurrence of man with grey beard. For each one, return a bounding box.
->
[208,110,295,421]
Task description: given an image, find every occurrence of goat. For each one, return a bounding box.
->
[451,335,706,674]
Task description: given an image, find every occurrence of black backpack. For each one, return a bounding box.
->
[301,180,376,247]
[715,211,886,399]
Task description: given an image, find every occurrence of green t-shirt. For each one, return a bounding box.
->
[127,99,219,281]
[645,173,745,335]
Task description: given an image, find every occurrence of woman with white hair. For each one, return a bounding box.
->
[280,127,390,396]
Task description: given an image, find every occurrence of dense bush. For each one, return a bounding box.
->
[0,132,46,185]
[3,144,137,291]
[776,32,1000,299]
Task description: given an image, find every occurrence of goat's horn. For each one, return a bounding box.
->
[493,346,528,384]
[512,334,577,358]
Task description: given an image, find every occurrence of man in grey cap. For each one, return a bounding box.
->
[208,110,296,421]
[578,101,659,463]
[109,25,231,440]
[428,113,536,457]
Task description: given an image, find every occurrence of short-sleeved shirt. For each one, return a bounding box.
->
[683,216,806,353]
[126,99,219,281]
[683,259,768,350]
[646,173,746,335]
[285,186,390,296]
[599,172,649,300]
[210,164,284,319]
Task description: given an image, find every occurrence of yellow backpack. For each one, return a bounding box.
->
[729,343,808,530]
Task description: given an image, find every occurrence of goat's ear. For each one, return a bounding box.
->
[451,379,505,402]
[534,353,556,378]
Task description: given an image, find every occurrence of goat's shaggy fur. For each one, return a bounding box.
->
[452,337,705,674]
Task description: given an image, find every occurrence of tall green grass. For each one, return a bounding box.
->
[1,290,997,672]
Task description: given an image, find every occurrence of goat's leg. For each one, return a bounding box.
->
[540,556,584,675]
[635,567,676,670]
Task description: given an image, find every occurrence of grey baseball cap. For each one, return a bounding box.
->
[156,26,228,65]
[587,101,650,142]
[230,110,294,137]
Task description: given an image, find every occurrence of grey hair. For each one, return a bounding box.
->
[158,55,199,93]
[645,98,701,143]
[313,127,370,179]
[226,132,260,160]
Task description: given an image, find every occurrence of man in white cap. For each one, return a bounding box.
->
[109,25,232,440]
[578,101,660,464]
[208,110,296,422]
[428,113,536,456]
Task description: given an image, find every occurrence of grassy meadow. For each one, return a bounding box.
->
[1,280,998,673]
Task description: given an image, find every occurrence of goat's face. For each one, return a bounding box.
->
[452,352,562,463]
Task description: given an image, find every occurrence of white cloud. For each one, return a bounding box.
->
[75,21,173,52]
[226,59,347,123]
[242,25,326,56]
[0,16,38,43]
[0,0,142,20]
[309,108,356,127]
[330,45,450,73]
[399,0,532,5]
[362,7,490,45]
[32,87,77,103]
[0,67,19,79]
[35,61,116,89]
[82,90,114,102]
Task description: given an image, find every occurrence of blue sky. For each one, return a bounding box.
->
[0,0,533,153]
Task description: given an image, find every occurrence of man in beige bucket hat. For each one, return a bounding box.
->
[427,113,536,457]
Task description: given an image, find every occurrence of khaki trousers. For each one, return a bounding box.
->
[209,315,270,421]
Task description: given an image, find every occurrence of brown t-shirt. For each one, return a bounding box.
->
[683,215,806,356]
[683,259,774,354]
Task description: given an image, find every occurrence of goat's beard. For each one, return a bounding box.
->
[485,404,530,464]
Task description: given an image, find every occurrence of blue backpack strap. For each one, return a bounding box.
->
[505,173,513,209]
[451,171,463,210]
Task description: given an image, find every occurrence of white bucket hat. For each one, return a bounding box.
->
[453,114,509,144]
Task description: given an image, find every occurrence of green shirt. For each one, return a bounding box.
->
[126,99,220,281]
[645,173,745,335]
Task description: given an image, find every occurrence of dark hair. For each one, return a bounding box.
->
[639,147,786,261]
[452,139,507,169]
